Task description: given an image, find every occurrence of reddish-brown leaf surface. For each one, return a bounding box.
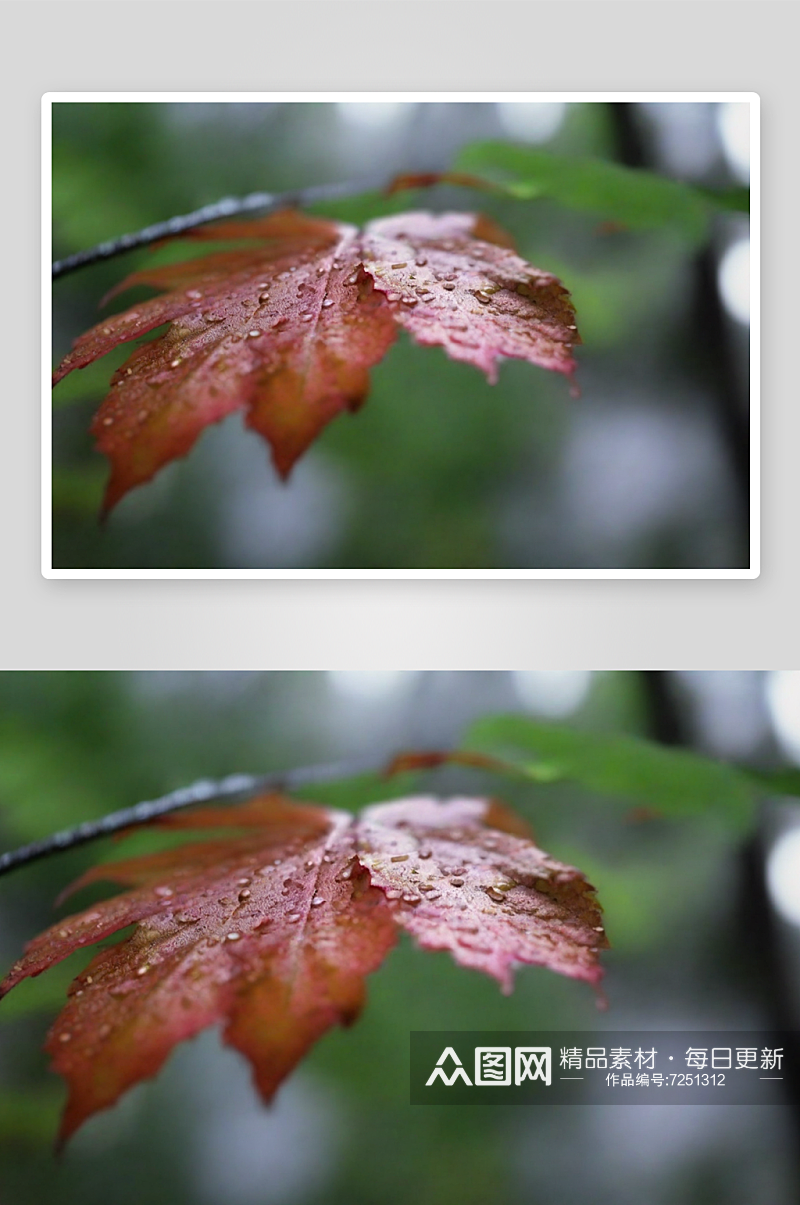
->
[0,794,605,1145]
[52,210,580,514]
[356,797,606,992]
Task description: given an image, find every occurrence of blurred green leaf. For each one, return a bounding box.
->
[749,766,800,797]
[454,142,748,241]
[698,184,750,215]
[461,714,759,824]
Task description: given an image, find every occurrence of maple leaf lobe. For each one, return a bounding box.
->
[357,796,606,994]
[52,211,579,513]
[361,212,578,385]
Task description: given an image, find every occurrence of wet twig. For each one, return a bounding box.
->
[0,754,392,876]
[52,175,390,280]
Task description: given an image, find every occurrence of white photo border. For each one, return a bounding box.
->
[42,91,760,581]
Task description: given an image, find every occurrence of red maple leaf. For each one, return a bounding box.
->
[52,211,579,514]
[0,793,605,1146]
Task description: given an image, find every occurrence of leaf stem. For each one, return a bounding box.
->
[52,176,390,280]
[0,754,391,878]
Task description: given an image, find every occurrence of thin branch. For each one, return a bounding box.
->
[0,753,395,879]
[52,175,390,280]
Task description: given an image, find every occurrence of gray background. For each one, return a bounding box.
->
[2,1,795,668]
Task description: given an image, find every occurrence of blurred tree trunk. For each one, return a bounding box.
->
[610,104,750,568]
